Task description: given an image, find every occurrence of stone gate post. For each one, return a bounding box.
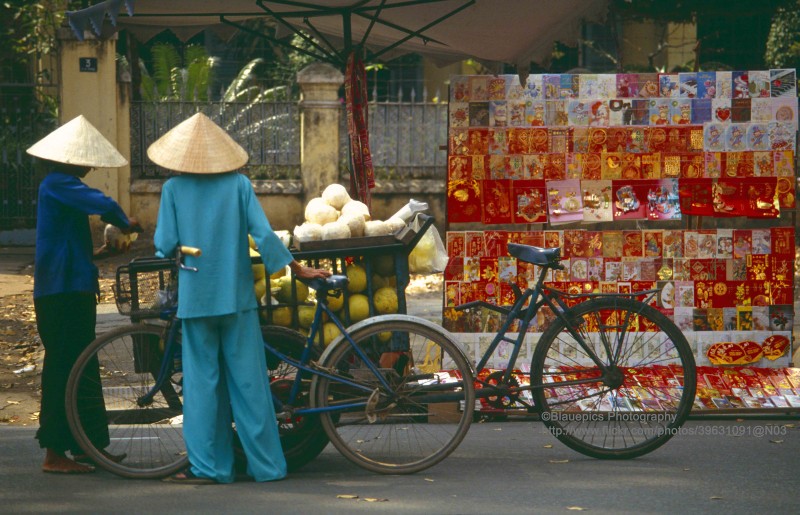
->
[55,29,131,216]
[296,63,344,206]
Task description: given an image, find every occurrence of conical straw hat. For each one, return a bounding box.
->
[146,112,248,174]
[26,115,127,168]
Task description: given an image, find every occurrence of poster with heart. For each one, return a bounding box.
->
[712,98,732,123]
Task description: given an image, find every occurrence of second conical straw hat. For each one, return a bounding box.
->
[26,115,127,168]
[147,112,249,174]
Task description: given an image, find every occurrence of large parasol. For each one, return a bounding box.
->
[66,0,608,204]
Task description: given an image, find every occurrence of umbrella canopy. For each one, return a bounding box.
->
[67,0,608,71]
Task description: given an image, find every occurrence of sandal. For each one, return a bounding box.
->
[72,450,127,465]
[163,469,217,485]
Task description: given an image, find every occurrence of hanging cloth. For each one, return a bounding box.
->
[344,50,375,207]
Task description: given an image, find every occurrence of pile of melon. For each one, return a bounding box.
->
[252,248,400,347]
[293,184,407,243]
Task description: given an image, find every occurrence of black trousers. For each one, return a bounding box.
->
[34,292,109,453]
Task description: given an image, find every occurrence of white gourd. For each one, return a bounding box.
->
[337,213,366,238]
[384,217,406,233]
[321,221,351,240]
[340,200,371,221]
[364,220,392,236]
[305,197,338,225]
[293,222,323,242]
[321,184,351,210]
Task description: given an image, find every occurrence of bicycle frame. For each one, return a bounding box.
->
[266,299,411,417]
[456,259,663,403]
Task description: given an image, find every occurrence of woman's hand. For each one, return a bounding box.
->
[289,260,331,280]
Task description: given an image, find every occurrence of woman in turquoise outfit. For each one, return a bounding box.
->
[150,113,329,484]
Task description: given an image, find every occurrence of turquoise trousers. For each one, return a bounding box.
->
[182,309,287,483]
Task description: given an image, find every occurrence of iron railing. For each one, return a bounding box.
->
[341,98,449,182]
[0,94,57,230]
[130,100,301,180]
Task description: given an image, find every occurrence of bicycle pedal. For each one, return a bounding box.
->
[365,389,380,424]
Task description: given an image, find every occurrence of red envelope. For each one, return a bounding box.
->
[447,179,482,223]
[448,155,473,181]
[443,258,463,282]
[678,178,714,216]
[483,231,509,258]
[776,176,796,209]
[482,179,514,224]
[512,180,547,224]
[724,152,754,178]
[446,232,465,258]
[769,280,792,305]
[517,230,545,248]
[582,152,603,179]
[622,231,643,257]
[467,128,489,155]
[587,127,608,152]
[563,229,589,258]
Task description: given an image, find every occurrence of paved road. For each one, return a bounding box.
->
[1,419,797,514]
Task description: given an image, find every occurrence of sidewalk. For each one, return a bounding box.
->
[0,247,34,297]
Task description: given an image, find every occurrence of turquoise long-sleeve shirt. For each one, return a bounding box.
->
[153,172,293,319]
[34,171,130,299]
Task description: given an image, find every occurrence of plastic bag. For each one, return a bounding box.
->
[408,217,448,275]
[391,199,429,223]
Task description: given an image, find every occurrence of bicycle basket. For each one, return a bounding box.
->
[113,258,177,318]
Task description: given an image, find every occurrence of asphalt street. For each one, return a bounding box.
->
[1,419,797,514]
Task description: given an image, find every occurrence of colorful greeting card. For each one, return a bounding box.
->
[546,179,583,225]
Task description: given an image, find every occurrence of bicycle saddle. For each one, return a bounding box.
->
[507,243,562,267]
[304,274,348,293]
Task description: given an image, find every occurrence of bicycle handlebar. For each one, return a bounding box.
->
[179,246,202,257]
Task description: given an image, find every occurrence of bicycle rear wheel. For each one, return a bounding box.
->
[312,315,474,474]
[531,297,696,459]
[66,324,187,479]
[262,325,329,472]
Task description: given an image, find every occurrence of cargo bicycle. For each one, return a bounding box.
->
[250,239,697,470]
[65,246,476,478]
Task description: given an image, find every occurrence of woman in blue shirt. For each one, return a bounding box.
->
[150,113,329,484]
[27,115,140,474]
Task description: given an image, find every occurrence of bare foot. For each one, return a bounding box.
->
[42,449,95,474]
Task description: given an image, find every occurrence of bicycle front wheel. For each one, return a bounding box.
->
[66,324,187,479]
[531,297,696,459]
[312,315,474,474]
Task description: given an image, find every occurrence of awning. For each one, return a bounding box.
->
[67,0,609,71]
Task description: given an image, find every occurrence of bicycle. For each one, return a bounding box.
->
[453,242,697,459]
[66,247,476,477]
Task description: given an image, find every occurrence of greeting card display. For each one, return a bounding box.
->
[445,72,796,393]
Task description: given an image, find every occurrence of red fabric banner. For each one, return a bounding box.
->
[344,51,375,206]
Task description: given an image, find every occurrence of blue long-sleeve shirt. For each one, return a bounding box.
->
[153,172,293,319]
[34,171,130,299]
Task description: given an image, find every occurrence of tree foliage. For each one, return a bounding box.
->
[765,1,800,68]
[138,43,218,101]
[611,0,795,23]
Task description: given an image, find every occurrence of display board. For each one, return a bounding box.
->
[443,71,798,409]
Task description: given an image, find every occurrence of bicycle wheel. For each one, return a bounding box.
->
[531,297,697,459]
[66,324,187,479]
[312,315,474,474]
[262,325,330,472]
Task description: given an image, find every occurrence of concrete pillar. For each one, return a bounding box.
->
[297,62,344,206]
[55,28,130,215]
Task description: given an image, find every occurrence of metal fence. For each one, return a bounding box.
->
[339,94,449,182]
[0,95,57,230]
[130,100,301,180]
[131,95,448,183]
